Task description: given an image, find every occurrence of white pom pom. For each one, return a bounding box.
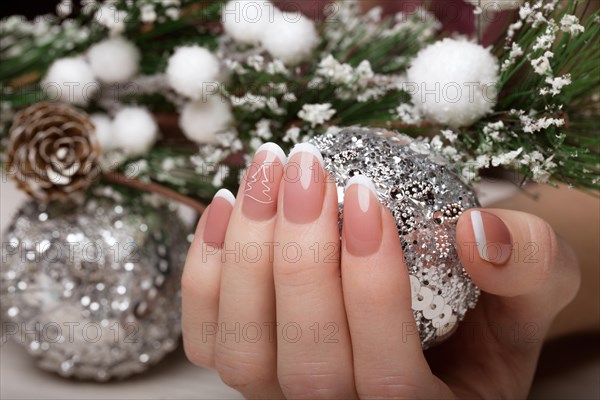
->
[41,57,98,105]
[407,38,499,128]
[112,107,158,156]
[222,0,274,45]
[90,113,114,151]
[179,97,233,144]
[261,11,319,65]
[166,46,221,99]
[88,37,140,83]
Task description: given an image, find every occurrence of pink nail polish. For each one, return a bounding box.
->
[241,143,286,221]
[203,189,235,247]
[284,143,325,224]
[470,210,512,265]
[343,175,382,257]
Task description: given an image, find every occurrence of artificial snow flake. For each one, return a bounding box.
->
[560,15,585,35]
[540,74,572,96]
[396,103,422,125]
[141,4,157,23]
[520,115,564,133]
[283,93,297,103]
[212,165,230,187]
[56,0,73,17]
[283,127,301,143]
[318,55,354,85]
[532,29,556,51]
[441,129,458,143]
[95,5,128,36]
[507,20,523,38]
[254,119,273,140]
[298,103,336,127]
[491,148,523,167]
[531,51,553,75]
[464,0,524,10]
[501,42,524,72]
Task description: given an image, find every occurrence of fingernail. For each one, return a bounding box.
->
[343,175,382,257]
[241,142,286,221]
[203,189,236,247]
[283,143,325,224]
[470,210,512,265]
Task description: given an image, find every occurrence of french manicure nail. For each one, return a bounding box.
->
[242,142,286,221]
[284,143,325,224]
[343,175,382,257]
[470,210,512,265]
[203,189,235,247]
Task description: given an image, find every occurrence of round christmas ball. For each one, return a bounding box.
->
[1,189,189,380]
[311,126,480,348]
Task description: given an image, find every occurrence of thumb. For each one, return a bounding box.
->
[456,209,580,306]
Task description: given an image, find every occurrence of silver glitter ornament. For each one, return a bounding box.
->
[1,189,188,380]
[311,127,480,348]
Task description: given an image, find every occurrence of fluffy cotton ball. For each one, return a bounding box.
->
[90,113,114,151]
[166,46,221,99]
[88,37,140,83]
[463,0,523,10]
[261,11,319,65]
[112,107,158,156]
[406,38,499,128]
[179,96,233,144]
[222,0,274,45]
[41,57,98,105]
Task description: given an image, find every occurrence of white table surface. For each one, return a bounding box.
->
[1,179,598,400]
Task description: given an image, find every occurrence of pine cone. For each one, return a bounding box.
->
[6,102,101,201]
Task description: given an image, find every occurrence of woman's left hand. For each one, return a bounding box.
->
[182,142,580,399]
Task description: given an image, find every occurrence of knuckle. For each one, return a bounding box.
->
[525,215,559,285]
[182,337,214,368]
[181,268,199,297]
[181,268,216,303]
[278,369,346,399]
[214,347,274,392]
[355,373,428,399]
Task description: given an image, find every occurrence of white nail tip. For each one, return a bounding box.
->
[470,210,488,261]
[345,174,377,195]
[255,142,287,164]
[214,188,236,206]
[288,143,325,166]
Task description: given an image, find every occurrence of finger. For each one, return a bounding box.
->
[341,175,447,399]
[431,209,580,398]
[456,209,580,309]
[215,143,286,398]
[273,143,357,399]
[182,189,235,368]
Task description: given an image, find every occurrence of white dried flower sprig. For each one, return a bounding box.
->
[298,104,337,128]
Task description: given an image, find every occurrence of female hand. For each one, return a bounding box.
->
[182,142,580,399]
